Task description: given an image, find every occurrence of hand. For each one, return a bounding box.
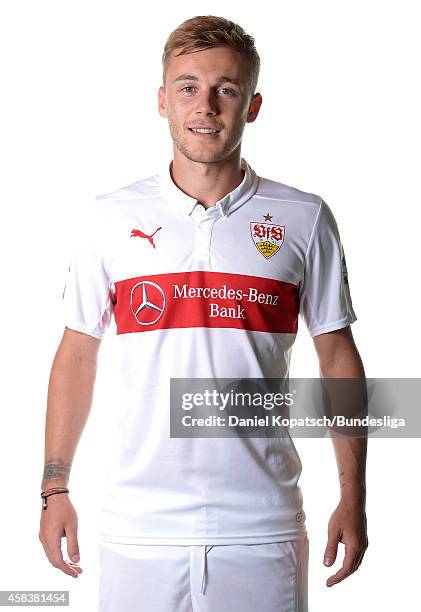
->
[323,497,368,587]
[39,494,83,578]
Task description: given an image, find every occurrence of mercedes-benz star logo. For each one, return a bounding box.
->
[130,280,166,326]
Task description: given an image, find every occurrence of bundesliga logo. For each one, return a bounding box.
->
[250,222,285,259]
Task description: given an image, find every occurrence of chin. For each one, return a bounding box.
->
[190,153,224,163]
[177,147,226,164]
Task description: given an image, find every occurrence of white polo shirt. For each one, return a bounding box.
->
[62,157,357,545]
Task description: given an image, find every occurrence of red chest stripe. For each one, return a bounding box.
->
[113,271,299,334]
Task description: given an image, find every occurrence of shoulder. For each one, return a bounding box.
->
[86,172,161,236]
[255,174,324,227]
[256,175,322,207]
[95,172,161,209]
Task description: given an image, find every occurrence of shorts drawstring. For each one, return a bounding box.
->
[200,545,213,595]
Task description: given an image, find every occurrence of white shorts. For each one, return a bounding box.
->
[98,535,309,612]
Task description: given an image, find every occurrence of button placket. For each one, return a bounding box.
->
[194,219,214,261]
[191,202,221,262]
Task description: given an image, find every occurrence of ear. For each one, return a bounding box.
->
[158,86,168,118]
[246,92,263,124]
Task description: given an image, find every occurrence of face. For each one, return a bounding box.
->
[158,46,262,164]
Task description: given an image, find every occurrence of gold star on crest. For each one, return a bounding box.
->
[263,213,273,222]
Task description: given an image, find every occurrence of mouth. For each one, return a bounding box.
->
[188,127,221,136]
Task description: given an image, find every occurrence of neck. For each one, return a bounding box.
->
[170,148,245,209]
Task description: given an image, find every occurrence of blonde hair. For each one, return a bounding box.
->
[162,15,260,97]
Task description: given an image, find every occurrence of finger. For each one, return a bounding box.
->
[67,561,83,575]
[351,545,367,573]
[326,545,359,587]
[324,530,341,566]
[351,552,363,573]
[65,527,82,568]
[45,536,80,578]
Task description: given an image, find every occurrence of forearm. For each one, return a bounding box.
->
[330,436,367,506]
[41,347,97,491]
[320,340,367,506]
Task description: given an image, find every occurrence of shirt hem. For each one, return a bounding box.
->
[97,529,308,546]
[309,313,357,337]
[64,321,105,339]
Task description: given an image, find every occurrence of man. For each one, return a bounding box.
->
[39,15,368,612]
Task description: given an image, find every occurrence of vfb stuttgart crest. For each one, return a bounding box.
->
[250,222,285,259]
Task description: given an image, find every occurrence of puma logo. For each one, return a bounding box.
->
[130,226,162,248]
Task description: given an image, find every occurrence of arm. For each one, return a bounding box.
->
[312,325,369,587]
[39,327,101,578]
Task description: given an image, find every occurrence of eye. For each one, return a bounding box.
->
[219,87,235,96]
[181,86,195,93]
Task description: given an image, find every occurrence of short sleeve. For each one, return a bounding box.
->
[299,199,357,337]
[62,203,114,339]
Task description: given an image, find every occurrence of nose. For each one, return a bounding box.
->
[195,88,218,116]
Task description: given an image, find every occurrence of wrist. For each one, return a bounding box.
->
[40,487,69,510]
[41,481,68,493]
[42,461,71,492]
[340,485,366,507]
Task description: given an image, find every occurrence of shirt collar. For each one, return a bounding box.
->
[158,157,259,218]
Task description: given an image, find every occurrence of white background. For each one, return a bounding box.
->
[1,0,420,610]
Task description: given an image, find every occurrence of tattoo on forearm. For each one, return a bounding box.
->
[339,471,345,489]
[43,461,71,483]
